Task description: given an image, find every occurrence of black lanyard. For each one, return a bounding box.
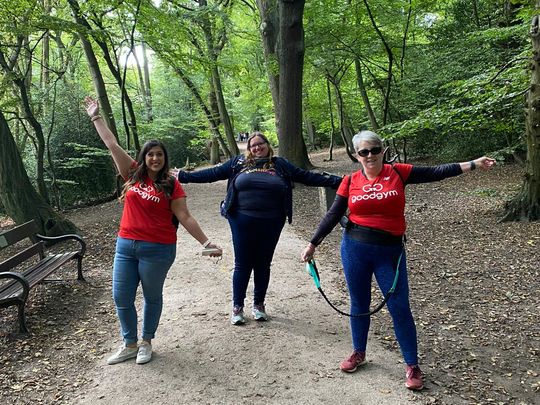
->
[305,254,403,317]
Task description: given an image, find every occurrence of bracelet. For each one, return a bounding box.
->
[469,160,476,171]
[90,115,102,122]
[202,240,211,248]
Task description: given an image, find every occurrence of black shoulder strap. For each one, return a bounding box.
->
[391,164,405,185]
[170,175,180,228]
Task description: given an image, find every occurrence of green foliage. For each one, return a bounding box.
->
[47,83,117,207]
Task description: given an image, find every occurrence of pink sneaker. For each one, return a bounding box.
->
[405,365,424,390]
[339,350,366,373]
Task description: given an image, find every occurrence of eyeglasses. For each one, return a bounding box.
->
[250,142,267,149]
[356,147,383,157]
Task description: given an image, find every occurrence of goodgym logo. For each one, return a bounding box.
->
[351,183,398,202]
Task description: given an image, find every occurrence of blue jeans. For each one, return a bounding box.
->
[341,233,418,366]
[112,237,176,344]
[228,212,285,308]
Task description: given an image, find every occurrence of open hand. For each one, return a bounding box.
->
[84,96,99,118]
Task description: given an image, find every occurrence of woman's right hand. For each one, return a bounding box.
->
[204,242,223,257]
[84,96,99,118]
[301,243,316,262]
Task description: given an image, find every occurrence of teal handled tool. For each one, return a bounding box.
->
[305,254,402,317]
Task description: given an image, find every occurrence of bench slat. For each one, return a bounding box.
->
[0,252,78,301]
[0,242,44,273]
[0,221,39,249]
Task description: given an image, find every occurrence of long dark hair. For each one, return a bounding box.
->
[120,140,174,200]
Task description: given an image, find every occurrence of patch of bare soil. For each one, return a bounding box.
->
[0,147,538,404]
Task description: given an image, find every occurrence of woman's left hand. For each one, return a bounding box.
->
[474,156,496,170]
[84,96,99,118]
[204,242,223,257]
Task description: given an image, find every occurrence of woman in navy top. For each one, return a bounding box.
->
[177,132,342,325]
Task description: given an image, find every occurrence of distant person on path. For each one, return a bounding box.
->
[301,130,495,390]
[84,96,222,365]
[176,132,342,325]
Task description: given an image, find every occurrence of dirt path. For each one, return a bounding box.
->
[72,180,418,405]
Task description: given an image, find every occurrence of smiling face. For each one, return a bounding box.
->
[248,135,269,158]
[356,140,384,173]
[145,146,165,178]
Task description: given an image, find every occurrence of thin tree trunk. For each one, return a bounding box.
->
[329,75,356,162]
[67,0,119,140]
[363,0,394,126]
[142,42,153,122]
[354,57,379,130]
[326,78,335,161]
[256,0,280,132]
[173,66,231,157]
[198,0,239,156]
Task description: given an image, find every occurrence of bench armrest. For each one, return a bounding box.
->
[0,271,31,300]
[36,233,87,257]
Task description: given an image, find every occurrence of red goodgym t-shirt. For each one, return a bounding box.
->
[336,163,412,236]
[118,176,186,244]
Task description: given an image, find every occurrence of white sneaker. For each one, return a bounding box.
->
[136,341,152,364]
[107,344,138,365]
[252,304,268,321]
[231,306,246,325]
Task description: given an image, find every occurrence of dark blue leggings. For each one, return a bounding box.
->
[340,233,418,366]
[228,212,285,308]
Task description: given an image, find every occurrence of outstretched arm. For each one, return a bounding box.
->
[84,96,134,179]
[171,197,222,257]
[407,156,496,184]
[459,156,496,173]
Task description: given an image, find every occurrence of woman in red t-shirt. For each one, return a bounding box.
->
[301,130,495,391]
[84,97,221,366]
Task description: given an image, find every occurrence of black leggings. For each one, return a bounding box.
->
[228,211,285,308]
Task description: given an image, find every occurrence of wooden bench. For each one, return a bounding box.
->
[0,220,86,333]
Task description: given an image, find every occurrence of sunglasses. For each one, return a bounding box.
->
[356,147,383,157]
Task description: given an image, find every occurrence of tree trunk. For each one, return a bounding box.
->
[0,111,77,235]
[326,78,335,161]
[354,57,379,130]
[67,0,118,140]
[256,0,280,132]
[363,0,394,126]
[277,0,311,168]
[0,47,51,204]
[173,66,231,158]
[329,75,356,162]
[502,9,540,221]
[198,0,239,157]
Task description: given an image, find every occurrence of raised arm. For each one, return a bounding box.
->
[84,96,134,179]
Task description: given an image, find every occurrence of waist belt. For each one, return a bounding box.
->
[345,224,403,246]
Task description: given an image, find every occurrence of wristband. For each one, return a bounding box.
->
[91,115,102,122]
[202,240,211,248]
[469,160,476,171]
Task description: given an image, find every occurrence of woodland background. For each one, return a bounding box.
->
[1,0,538,229]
